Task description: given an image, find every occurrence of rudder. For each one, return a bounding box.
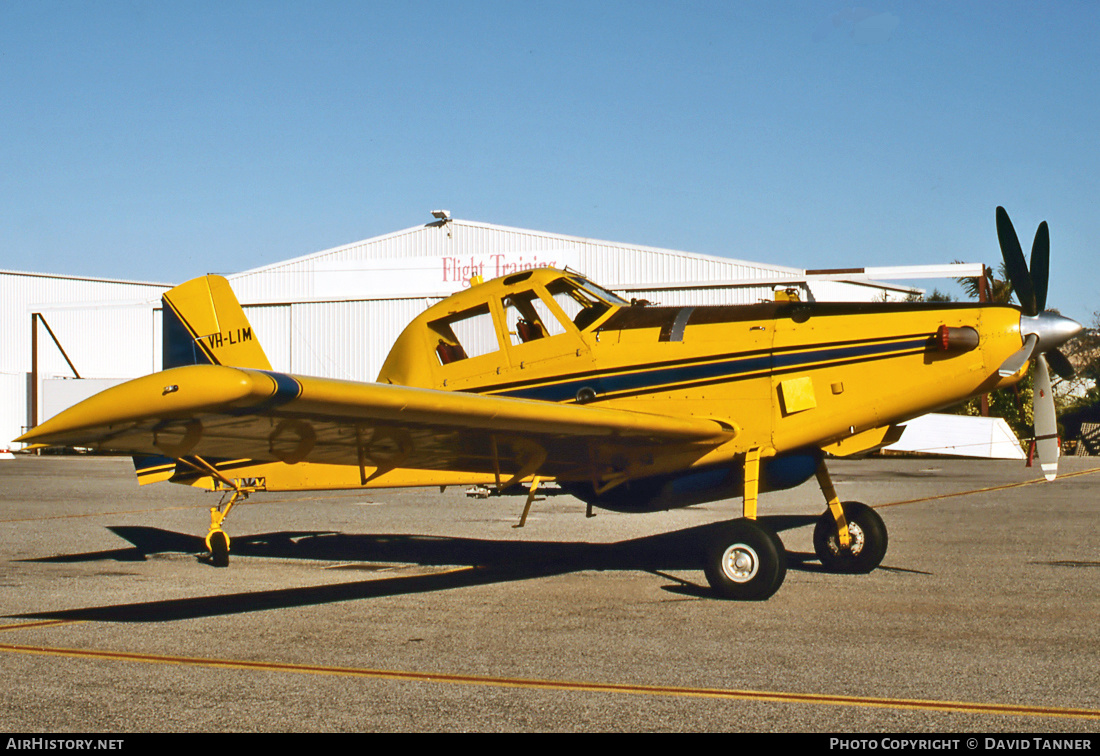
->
[162,275,272,370]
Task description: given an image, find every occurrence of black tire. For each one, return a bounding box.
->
[208,530,230,568]
[813,501,887,574]
[703,519,787,600]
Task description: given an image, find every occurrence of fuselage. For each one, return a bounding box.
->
[380,269,1025,464]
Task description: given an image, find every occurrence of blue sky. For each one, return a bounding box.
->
[3,1,1099,323]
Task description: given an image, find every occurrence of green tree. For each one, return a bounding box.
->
[954,261,1013,304]
[1055,311,1100,414]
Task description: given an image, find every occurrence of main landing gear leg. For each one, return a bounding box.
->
[813,460,888,573]
[703,448,787,600]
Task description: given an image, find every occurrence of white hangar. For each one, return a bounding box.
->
[3,215,921,450]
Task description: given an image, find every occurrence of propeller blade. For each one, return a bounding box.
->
[1033,354,1059,481]
[1045,348,1075,380]
[1031,221,1050,313]
[996,206,1037,316]
[998,333,1038,378]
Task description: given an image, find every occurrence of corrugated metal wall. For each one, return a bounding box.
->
[0,271,167,444]
[228,225,446,303]
[0,373,26,449]
[242,297,440,381]
[613,286,778,308]
[34,302,158,378]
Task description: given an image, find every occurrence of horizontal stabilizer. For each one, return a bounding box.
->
[132,455,177,485]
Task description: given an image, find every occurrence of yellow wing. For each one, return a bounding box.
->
[17,364,735,486]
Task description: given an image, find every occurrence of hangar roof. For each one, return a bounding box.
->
[223,217,816,305]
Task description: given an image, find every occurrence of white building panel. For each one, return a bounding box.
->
[886,413,1026,460]
[239,304,292,374]
[33,301,157,380]
[614,286,777,308]
[0,372,26,446]
[276,298,439,382]
[0,271,167,446]
[1,271,166,373]
[41,378,127,424]
[808,279,912,303]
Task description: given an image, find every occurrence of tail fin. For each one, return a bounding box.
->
[162,275,272,370]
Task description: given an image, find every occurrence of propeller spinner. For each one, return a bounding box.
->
[994,207,1084,480]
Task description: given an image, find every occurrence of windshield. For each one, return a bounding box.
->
[574,277,630,307]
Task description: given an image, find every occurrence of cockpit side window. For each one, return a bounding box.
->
[429,304,500,365]
[502,290,568,344]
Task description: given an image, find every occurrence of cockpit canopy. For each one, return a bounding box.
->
[377,268,628,388]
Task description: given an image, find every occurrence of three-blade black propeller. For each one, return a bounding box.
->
[996,206,1041,316]
[994,207,1084,480]
[994,206,1075,380]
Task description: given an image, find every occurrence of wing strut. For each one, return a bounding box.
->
[490,436,503,492]
[513,476,543,529]
[500,439,547,492]
[359,428,413,484]
[507,440,547,529]
[356,426,368,485]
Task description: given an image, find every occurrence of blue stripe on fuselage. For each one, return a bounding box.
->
[488,337,928,402]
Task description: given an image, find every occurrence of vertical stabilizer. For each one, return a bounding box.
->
[162,275,272,370]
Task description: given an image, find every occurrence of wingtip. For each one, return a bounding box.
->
[13,430,42,445]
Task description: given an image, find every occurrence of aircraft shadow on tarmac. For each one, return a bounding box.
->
[15,516,843,623]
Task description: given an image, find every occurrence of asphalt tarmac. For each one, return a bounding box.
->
[1,454,1098,733]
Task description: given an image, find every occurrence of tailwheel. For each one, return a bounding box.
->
[813,501,887,574]
[206,529,230,568]
[201,486,247,568]
[703,518,787,600]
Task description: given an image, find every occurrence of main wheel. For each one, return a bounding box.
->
[207,529,230,568]
[703,518,787,600]
[813,501,887,574]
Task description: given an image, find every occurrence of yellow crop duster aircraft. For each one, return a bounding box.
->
[17,208,1084,600]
